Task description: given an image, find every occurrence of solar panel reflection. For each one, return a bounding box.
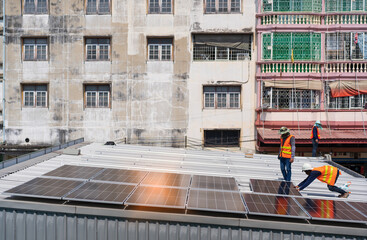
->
[4,178,84,200]
[242,193,309,219]
[125,186,188,209]
[92,169,148,184]
[43,165,104,180]
[64,182,135,204]
[187,189,246,214]
[191,175,238,191]
[141,172,191,188]
[250,179,301,196]
[347,201,367,217]
[294,198,367,223]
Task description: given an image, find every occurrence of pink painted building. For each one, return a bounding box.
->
[256,0,367,174]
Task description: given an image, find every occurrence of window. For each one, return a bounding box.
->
[326,85,367,109]
[23,38,48,61]
[326,32,367,60]
[204,130,240,147]
[84,85,111,108]
[326,0,367,12]
[262,87,320,109]
[22,85,48,107]
[86,0,111,14]
[24,0,48,14]
[204,0,241,13]
[204,86,241,109]
[262,0,322,12]
[262,32,321,61]
[148,0,172,14]
[147,38,173,61]
[193,34,251,61]
[85,38,111,61]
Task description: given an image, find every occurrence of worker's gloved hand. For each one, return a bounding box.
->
[290,158,294,163]
[294,186,300,191]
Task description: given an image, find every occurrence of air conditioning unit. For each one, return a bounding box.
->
[237,53,250,60]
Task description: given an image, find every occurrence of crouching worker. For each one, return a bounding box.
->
[296,163,350,198]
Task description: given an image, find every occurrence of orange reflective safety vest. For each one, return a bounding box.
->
[310,126,321,139]
[313,165,340,186]
[280,135,294,158]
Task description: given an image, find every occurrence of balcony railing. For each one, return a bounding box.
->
[261,63,321,73]
[325,14,367,25]
[261,14,322,25]
[324,63,367,73]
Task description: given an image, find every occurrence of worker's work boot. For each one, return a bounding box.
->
[339,192,350,198]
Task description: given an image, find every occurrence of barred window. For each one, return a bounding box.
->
[147,38,173,61]
[85,85,111,108]
[86,0,111,14]
[193,34,251,61]
[205,0,241,13]
[326,32,367,60]
[204,130,240,147]
[262,87,320,109]
[262,0,322,12]
[149,0,172,13]
[85,38,111,61]
[23,38,48,61]
[326,85,367,109]
[24,0,48,14]
[326,0,367,12]
[22,85,48,108]
[204,86,241,109]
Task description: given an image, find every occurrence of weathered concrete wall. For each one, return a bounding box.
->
[4,0,256,149]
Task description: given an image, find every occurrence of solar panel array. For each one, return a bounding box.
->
[4,169,367,224]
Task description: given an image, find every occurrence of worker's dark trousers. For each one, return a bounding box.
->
[312,139,318,157]
[327,171,346,194]
[279,157,292,181]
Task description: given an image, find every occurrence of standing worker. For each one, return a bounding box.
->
[296,163,350,198]
[278,127,295,181]
[311,120,322,157]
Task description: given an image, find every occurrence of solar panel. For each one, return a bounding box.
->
[347,201,367,217]
[4,178,84,200]
[242,193,309,219]
[63,182,136,204]
[250,179,301,196]
[91,169,148,184]
[294,197,367,223]
[187,189,246,214]
[140,172,191,188]
[43,165,104,180]
[125,186,188,209]
[191,175,238,192]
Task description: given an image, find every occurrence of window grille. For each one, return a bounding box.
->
[194,45,251,61]
[23,38,48,61]
[204,130,240,147]
[326,32,367,60]
[326,85,367,109]
[148,0,172,13]
[203,86,241,109]
[147,38,173,61]
[85,38,111,61]
[326,0,366,12]
[24,0,48,14]
[262,0,322,12]
[85,85,111,108]
[262,32,321,61]
[205,0,241,13]
[262,87,320,109]
[23,85,48,107]
[86,0,111,14]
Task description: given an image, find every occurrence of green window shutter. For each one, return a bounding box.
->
[262,33,272,60]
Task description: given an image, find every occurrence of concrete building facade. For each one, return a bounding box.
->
[3,0,256,150]
[256,0,367,174]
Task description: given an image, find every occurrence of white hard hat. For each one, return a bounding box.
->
[315,120,322,125]
[302,163,313,172]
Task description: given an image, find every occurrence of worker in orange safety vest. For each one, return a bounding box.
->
[296,163,350,198]
[310,120,322,157]
[278,127,295,181]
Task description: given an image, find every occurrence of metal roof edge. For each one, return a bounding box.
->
[0,199,366,237]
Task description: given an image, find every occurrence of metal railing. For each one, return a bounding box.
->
[0,138,84,170]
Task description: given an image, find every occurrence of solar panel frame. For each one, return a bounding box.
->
[140,172,191,188]
[187,189,247,214]
[63,182,136,205]
[242,193,310,219]
[4,177,85,200]
[250,179,302,196]
[91,168,148,185]
[125,186,188,209]
[293,197,367,223]
[191,175,239,192]
[42,165,105,180]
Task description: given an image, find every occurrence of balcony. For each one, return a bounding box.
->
[325,62,367,73]
[325,14,367,25]
[261,62,321,73]
[260,14,322,25]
